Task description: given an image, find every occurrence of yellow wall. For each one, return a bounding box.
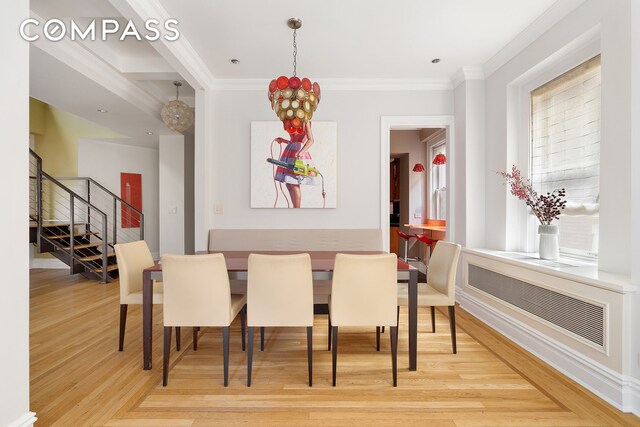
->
[29,98,122,176]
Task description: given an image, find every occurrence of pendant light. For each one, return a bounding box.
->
[433,154,447,165]
[267,18,321,135]
[161,81,194,133]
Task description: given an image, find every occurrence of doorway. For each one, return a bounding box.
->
[380,116,455,253]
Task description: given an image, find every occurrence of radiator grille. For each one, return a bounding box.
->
[468,265,604,347]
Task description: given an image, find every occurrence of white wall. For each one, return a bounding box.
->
[205,90,452,231]
[480,0,640,397]
[1,1,34,425]
[159,135,185,255]
[78,140,160,256]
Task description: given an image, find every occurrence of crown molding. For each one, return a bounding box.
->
[109,0,216,90]
[451,66,485,88]
[482,0,587,78]
[212,78,452,91]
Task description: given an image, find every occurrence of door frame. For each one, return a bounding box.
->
[380,116,455,252]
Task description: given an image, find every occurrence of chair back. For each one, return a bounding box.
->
[247,253,314,327]
[331,253,398,327]
[426,241,462,303]
[161,253,232,327]
[114,240,155,302]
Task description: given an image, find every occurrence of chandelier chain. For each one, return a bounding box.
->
[292,28,297,76]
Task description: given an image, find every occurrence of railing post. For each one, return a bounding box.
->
[86,180,91,235]
[140,212,144,241]
[36,156,43,251]
[102,215,108,284]
[113,198,117,245]
[69,195,75,272]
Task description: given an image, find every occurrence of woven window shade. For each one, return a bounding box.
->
[531,55,601,215]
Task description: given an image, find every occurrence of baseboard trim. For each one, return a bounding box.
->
[623,376,640,416]
[30,258,67,269]
[459,291,637,414]
[7,412,37,427]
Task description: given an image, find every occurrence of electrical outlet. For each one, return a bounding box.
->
[214,204,224,215]
[414,213,422,218]
[168,206,178,214]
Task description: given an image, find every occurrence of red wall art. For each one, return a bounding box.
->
[120,173,142,228]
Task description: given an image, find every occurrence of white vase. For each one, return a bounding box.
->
[538,224,559,260]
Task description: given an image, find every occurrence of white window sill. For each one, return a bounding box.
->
[463,248,634,294]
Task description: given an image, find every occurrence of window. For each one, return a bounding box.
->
[430,142,446,220]
[530,55,600,258]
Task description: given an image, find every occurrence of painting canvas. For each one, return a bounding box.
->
[251,121,337,208]
[120,172,141,228]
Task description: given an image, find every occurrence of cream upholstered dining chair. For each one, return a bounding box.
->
[329,253,399,386]
[161,253,247,387]
[246,253,314,387]
[397,241,462,353]
[114,240,177,351]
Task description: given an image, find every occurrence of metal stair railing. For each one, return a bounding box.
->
[29,149,123,283]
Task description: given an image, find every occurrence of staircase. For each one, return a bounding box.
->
[29,149,144,283]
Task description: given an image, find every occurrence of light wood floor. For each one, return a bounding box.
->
[30,269,639,426]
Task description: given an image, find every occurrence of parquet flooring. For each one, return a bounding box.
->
[29,269,639,426]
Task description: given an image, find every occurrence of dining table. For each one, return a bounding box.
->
[142,250,419,371]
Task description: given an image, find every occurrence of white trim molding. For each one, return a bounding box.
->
[451,66,485,88]
[7,412,37,427]
[483,0,587,78]
[623,376,640,415]
[213,78,453,91]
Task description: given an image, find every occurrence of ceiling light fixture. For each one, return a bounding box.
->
[433,153,446,165]
[412,163,425,172]
[230,58,240,64]
[161,81,194,133]
[431,58,441,64]
[146,131,154,135]
[97,108,108,113]
[267,18,321,135]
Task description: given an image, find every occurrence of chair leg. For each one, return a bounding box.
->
[397,306,400,328]
[175,327,181,351]
[376,327,381,351]
[241,305,247,351]
[118,304,128,351]
[307,326,313,387]
[448,305,457,354]
[162,326,172,386]
[403,239,408,262]
[192,327,198,351]
[382,326,385,333]
[247,327,254,387]
[390,326,398,387]
[222,326,230,387]
[260,327,265,351]
[431,306,436,333]
[332,326,339,386]
[328,317,332,351]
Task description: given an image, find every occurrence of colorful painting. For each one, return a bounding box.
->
[251,121,337,208]
[120,173,141,228]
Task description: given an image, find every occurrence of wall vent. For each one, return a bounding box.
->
[468,265,604,347]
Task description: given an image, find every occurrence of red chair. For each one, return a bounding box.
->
[415,234,436,262]
[396,229,416,262]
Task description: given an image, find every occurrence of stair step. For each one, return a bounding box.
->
[63,242,112,250]
[30,222,85,228]
[48,232,98,240]
[95,264,118,273]
[80,252,116,262]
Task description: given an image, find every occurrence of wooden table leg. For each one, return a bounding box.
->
[408,269,418,371]
[143,270,153,370]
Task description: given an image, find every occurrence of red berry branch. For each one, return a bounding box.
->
[497,165,566,225]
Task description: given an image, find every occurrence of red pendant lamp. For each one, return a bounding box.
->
[432,153,446,165]
[267,18,320,135]
[412,163,425,172]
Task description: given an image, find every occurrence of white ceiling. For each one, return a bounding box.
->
[27,0,563,146]
[158,0,558,79]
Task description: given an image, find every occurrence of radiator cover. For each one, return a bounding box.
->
[468,264,604,347]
